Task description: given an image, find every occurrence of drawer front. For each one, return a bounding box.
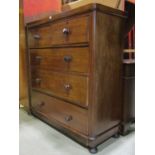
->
[30,47,89,73]
[31,70,88,107]
[31,91,88,135]
[28,16,89,48]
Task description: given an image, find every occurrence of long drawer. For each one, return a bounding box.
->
[28,15,90,48]
[30,47,89,73]
[31,70,89,107]
[31,91,88,135]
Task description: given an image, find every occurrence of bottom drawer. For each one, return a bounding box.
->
[31,91,88,135]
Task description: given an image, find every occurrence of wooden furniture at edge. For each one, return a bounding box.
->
[121,1,135,135]
[26,4,126,153]
[122,49,135,135]
[19,0,29,110]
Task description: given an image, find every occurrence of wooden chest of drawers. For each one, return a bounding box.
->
[26,4,126,153]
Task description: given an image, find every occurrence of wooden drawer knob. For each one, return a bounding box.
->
[62,28,70,35]
[33,34,41,39]
[35,56,42,62]
[63,55,72,62]
[65,115,73,122]
[64,84,72,91]
[35,78,41,84]
[39,101,45,107]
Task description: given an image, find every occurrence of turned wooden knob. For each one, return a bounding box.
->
[35,78,41,84]
[35,56,42,62]
[63,55,72,62]
[33,34,41,39]
[64,84,72,91]
[62,28,70,35]
[39,101,45,107]
[65,115,73,122]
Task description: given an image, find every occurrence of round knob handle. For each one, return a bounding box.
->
[33,34,41,39]
[65,115,73,122]
[35,56,42,62]
[35,78,41,84]
[63,56,72,62]
[39,101,45,107]
[64,84,72,91]
[62,28,70,35]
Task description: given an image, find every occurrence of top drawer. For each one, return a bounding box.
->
[28,16,90,48]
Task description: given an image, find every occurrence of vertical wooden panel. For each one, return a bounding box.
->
[19,0,29,109]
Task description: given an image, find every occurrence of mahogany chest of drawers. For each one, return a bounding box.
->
[26,4,126,153]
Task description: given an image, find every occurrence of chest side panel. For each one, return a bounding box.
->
[90,11,125,136]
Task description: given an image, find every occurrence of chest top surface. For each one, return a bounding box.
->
[26,3,127,28]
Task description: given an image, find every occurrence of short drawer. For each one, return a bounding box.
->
[31,70,88,107]
[31,91,88,135]
[28,16,90,48]
[30,47,89,73]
